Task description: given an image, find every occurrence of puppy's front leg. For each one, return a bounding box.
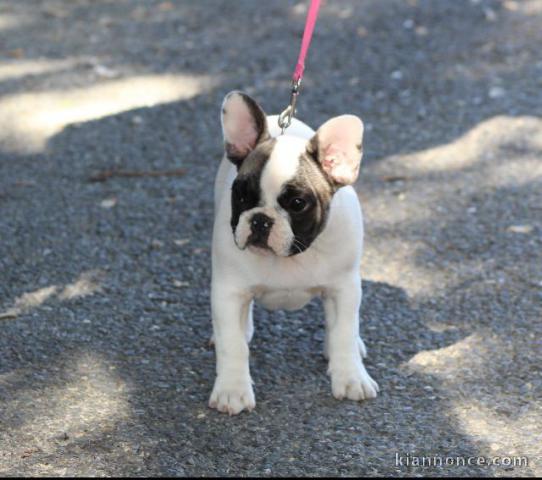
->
[324,276,379,401]
[209,285,255,415]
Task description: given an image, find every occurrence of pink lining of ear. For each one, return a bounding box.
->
[222,94,259,157]
[322,146,360,185]
[317,115,363,185]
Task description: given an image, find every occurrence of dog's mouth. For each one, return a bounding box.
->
[246,242,275,257]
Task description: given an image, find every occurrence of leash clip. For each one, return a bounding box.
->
[278,79,302,134]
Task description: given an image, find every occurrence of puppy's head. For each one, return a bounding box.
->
[221,91,364,257]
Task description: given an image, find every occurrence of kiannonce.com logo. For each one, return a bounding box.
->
[395,453,529,469]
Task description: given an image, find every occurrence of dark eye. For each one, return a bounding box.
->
[289,197,307,213]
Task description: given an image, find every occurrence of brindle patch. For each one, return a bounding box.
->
[277,151,335,255]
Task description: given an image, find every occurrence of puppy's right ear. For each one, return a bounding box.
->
[221,91,269,167]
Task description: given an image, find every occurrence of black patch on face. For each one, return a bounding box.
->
[278,153,335,256]
[230,139,276,233]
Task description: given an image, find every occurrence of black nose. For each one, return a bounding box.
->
[250,213,273,235]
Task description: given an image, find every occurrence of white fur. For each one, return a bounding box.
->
[210,114,378,415]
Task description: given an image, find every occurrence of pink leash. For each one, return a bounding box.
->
[278,0,322,133]
[293,0,322,83]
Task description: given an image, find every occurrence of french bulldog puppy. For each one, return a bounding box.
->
[210,91,378,415]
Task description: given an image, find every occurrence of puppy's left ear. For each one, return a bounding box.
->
[308,115,364,186]
[221,91,270,167]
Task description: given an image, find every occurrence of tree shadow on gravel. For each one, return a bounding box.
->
[1,0,540,476]
[0,0,541,159]
[3,96,537,476]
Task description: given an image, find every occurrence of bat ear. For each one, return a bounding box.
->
[308,115,364,186]
[221,91,269,167]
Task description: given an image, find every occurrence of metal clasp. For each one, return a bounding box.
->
[278,79,302,134]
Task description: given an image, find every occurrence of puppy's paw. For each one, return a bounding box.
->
[330,362,379,401]
[358,337,368,359]
[209,375,255,415]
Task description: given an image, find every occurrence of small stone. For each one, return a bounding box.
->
[100,198,117,209]
[292,3,307,15]
[484,8,497,22]
[174,238,190,247]
[403,19,414,29]
[489,86,505,99]
[390,70,403,81]
[415,26,428,36]
[357,26,368,37]
[507,224,533,234]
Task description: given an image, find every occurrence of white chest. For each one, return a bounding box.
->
[255,287,322,311]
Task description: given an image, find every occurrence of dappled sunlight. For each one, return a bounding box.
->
[0,270,104,320]
[2,352,133,475]
[407,332,504,377]
[451,400,541,461]
[0,286,57,320]
[31,354,130,431]
[359,115,542,298]
[361,237,447,297]
[0,59,77,82]
[406,332,541,467]
[380,116,542,174]
[0,73,216,153]
[58,269,104,301]
[0,13,33,32]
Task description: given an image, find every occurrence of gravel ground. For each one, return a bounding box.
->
[0,0,541,476]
